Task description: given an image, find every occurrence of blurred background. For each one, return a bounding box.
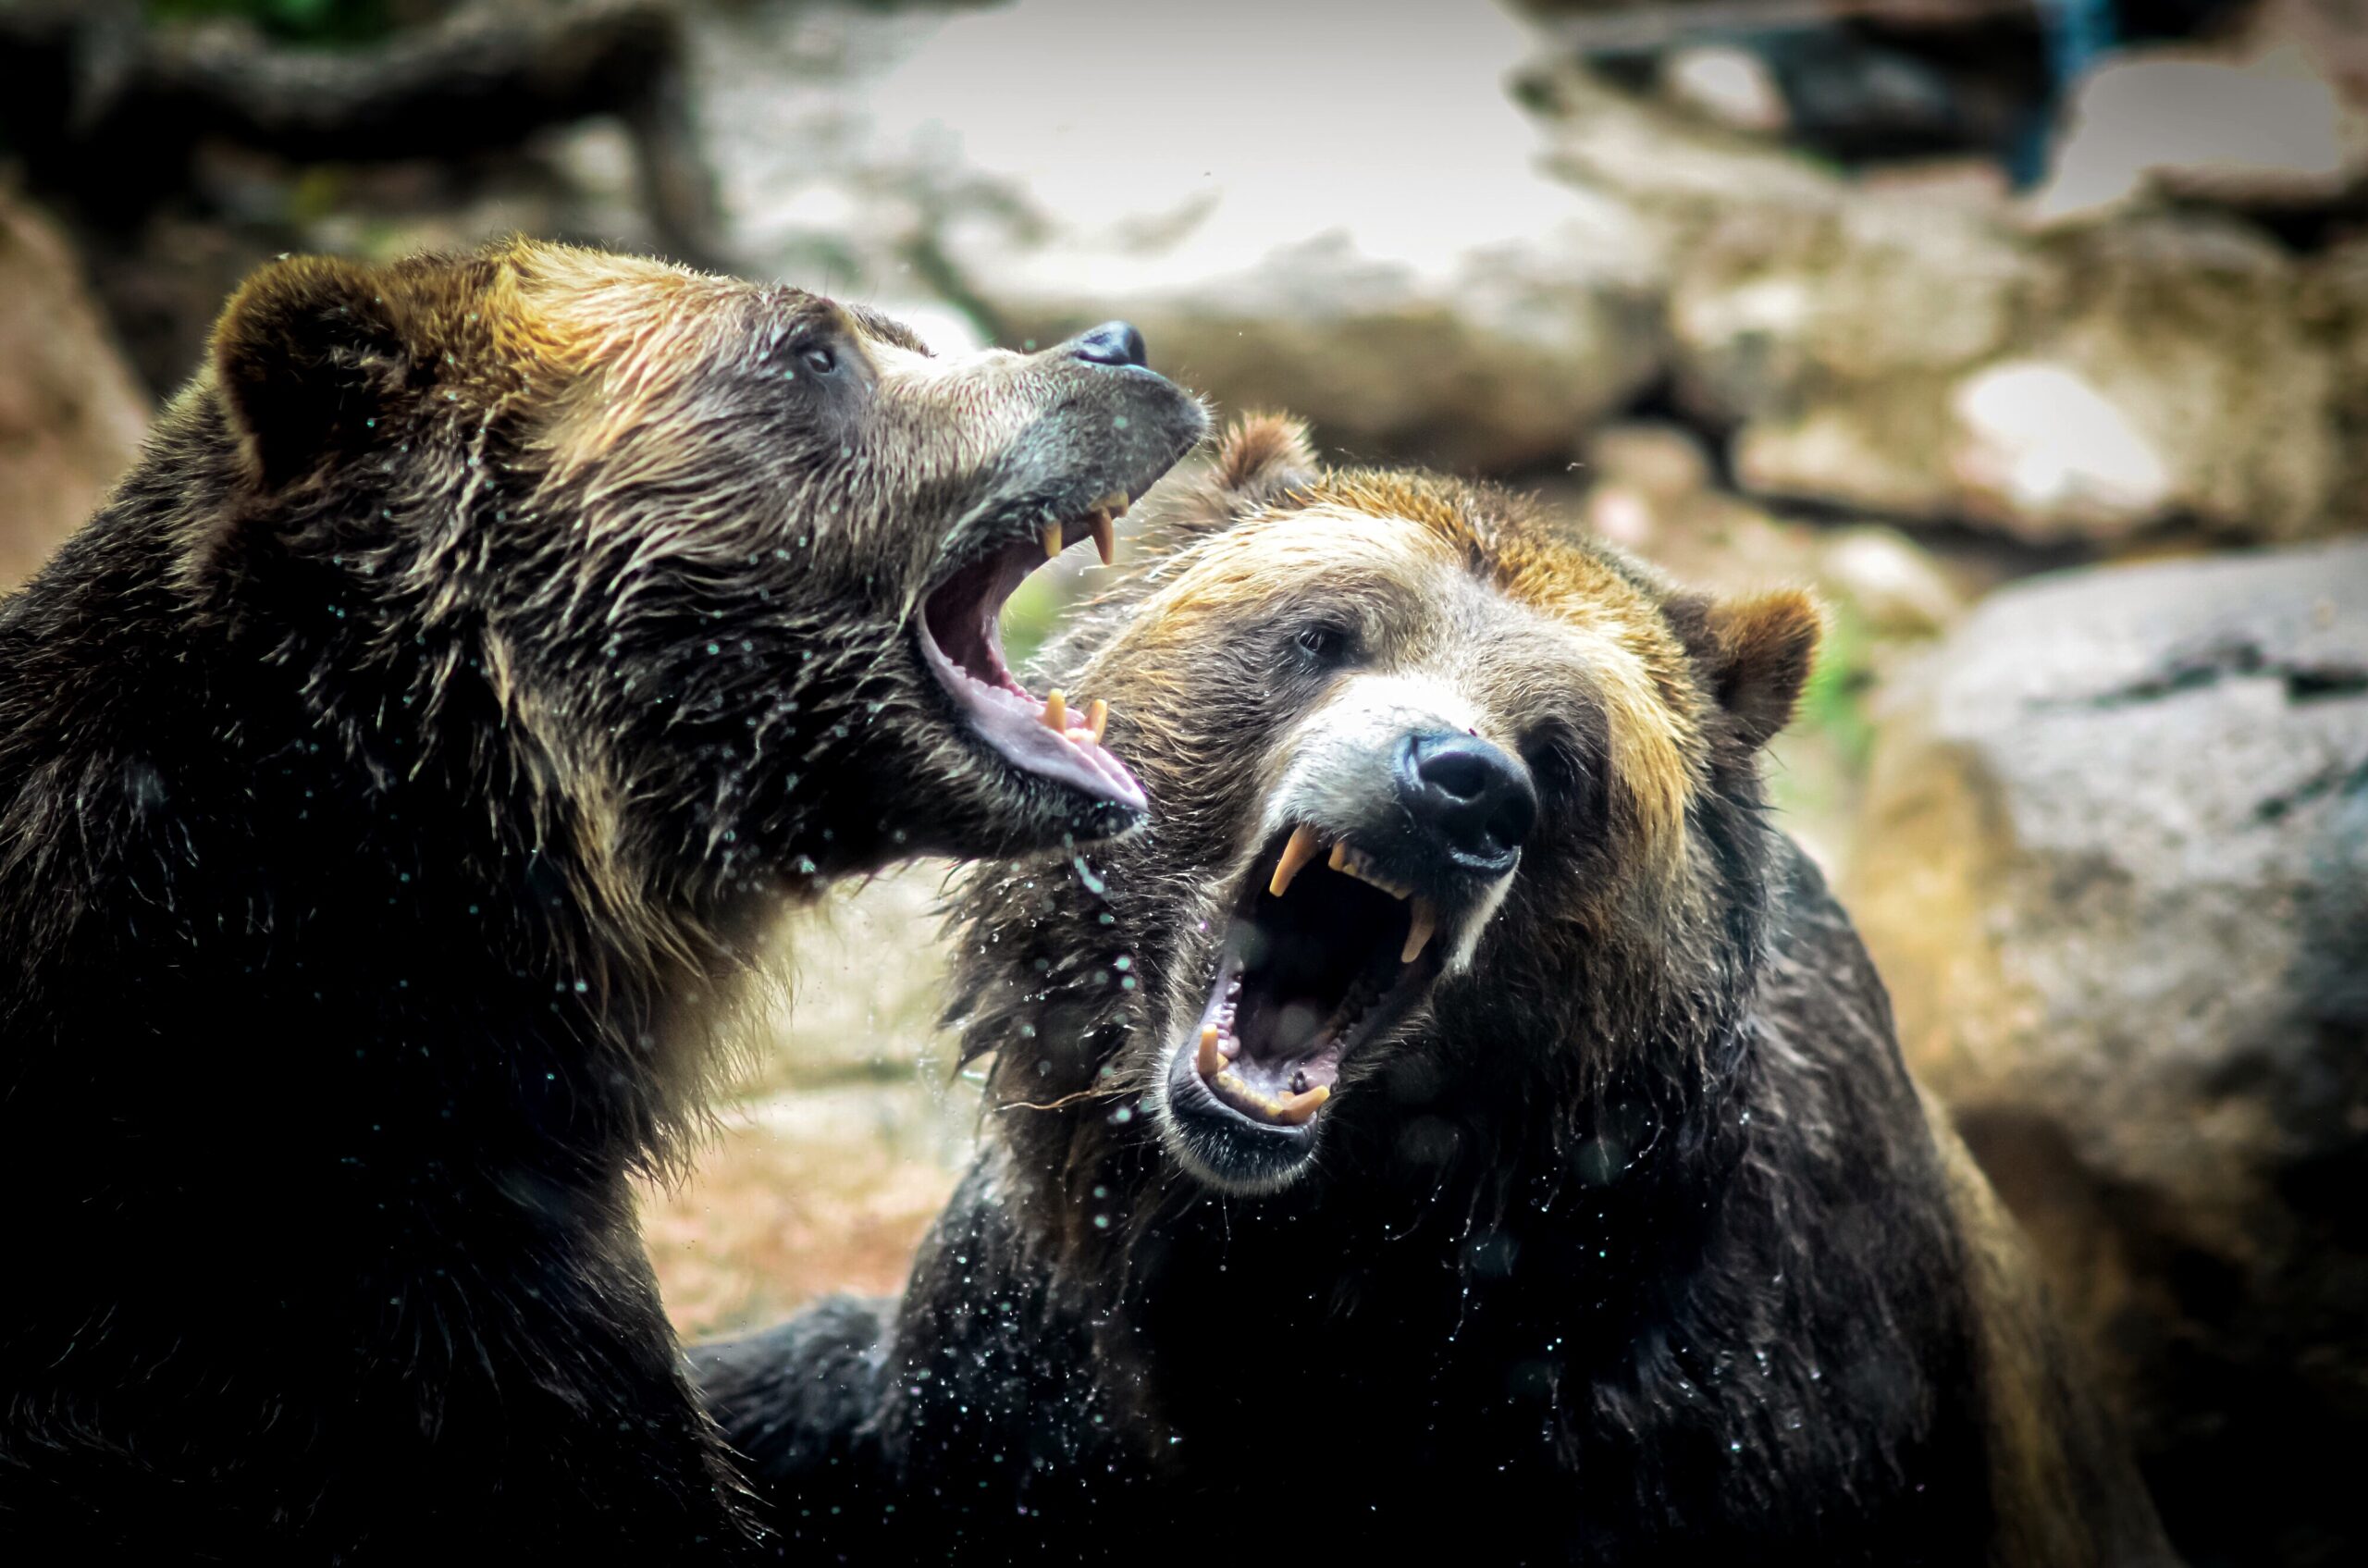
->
[1,1,2362,1562]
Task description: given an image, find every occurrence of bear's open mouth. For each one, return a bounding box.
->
[916,495,1144,810]
[1168,823,1453,1139]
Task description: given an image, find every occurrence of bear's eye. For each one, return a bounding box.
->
[1291,621,1357,668]
[1524,739,1574,796]
[1521,724,1598,817]
[801,344,840,377]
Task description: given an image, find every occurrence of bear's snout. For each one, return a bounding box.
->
[1398,730,1535,876]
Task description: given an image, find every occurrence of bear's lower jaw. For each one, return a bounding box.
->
[916,533,1146,814]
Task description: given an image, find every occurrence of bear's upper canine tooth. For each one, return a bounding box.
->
[1271,1083,1329,1126]
[1400,899,1437,965]
[1196,1023,1224,1080]
[1042,689,1067,733]
[1042,522,1064,559]
[1327,842,1348,872]
[1269,824,1322,898]
[1087,698,1108,744]
[1088,511,1116,567]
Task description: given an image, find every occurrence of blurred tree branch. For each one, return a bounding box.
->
[0,0,722,264]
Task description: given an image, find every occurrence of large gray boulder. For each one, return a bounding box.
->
[1848,539,2368,1568]
[1528,65,2350,545]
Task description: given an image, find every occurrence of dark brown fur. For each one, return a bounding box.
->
[0,240,1202,1560]
[698,417,2176,1566]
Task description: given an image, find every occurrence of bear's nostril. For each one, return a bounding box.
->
[1067,320,1149,369]
[1418,748,1496,804]
[1400,733,1536,871]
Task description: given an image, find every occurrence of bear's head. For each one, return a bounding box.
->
[950,416,1819,1205]
[188,240,1205,915]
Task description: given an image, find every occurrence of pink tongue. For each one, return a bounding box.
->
[917,617,1146,810]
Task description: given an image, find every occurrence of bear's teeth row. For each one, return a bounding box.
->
[1265,824,1440,965]
[1197,1022,1329,1126]
[1038,689,1109,745]
[1040,491,1130,568]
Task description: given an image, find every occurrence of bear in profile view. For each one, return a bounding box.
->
[0,238,1203,1560]
[697,416,2180,1567]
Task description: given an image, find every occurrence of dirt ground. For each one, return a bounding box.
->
[640,866,981,1341]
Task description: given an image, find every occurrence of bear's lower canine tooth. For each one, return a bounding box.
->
[1272,1083,1329,1126]
[1088,512,1117,566]
[1196,1023,1223,1080]
[1400,899,1437,965]
[1042,689,1067,733]
[1042,522,1064,559]
[1269,824,1322,898]
[1087,698,1108,744]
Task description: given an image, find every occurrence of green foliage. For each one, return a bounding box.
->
[143,0,399,46]
[998,569,1068,673]
[1794,598,1875,772]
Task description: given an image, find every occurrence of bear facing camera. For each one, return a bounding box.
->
[0,239,1204,1557]
[697,416,2180,1566]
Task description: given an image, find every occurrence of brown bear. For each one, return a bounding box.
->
[696,416,2178,1566]
[0,239,1203,1560]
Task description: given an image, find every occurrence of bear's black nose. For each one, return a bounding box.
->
[1399,733,1536,873]
[1067,321,1149,368]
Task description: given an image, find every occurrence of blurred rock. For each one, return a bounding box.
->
[1575,431,1960,638]
[1662,43,1788,135]
[692,0,1664,475]
[1816,525,1960,636]
[2029,43,2368,223]
[1581,432,1778,564]
[0,187,148,589]
[685,0,947,296]
[2305,234,2368,537]
[1856,156,2012,212]
[1529,65,2347,543]
[1586,419,1712,497]
[1848,538,2368,1568]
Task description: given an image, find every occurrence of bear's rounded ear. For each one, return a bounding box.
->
[1142,412,1320,550]
[1688,588,1824,751]
[210,255,416,490]
[1207,412,1317,508]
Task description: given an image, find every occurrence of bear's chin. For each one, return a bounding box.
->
[1151,1047,1323,1195]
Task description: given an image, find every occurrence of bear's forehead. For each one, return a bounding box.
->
[1142,494,1702,856]
[1192,488,1678,652]
[491,241,933,365]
